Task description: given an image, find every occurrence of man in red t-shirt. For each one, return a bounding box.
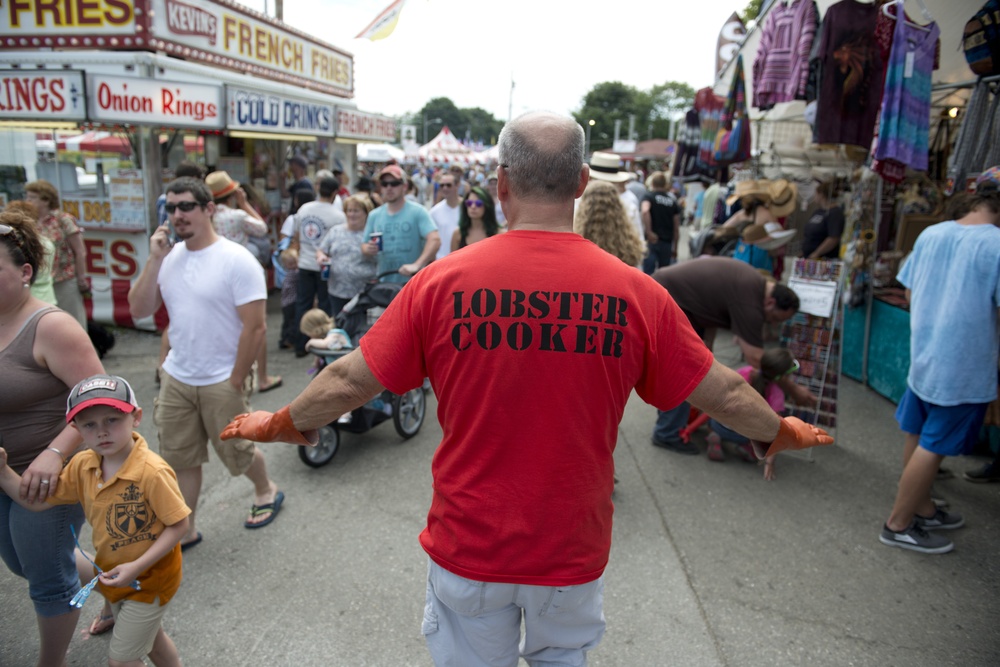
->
[222,112,832,666]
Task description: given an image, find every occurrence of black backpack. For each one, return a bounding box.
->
[964,0,1000,77]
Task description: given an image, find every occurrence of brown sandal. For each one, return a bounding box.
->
[89,613,115,635]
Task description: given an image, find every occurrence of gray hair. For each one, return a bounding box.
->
[498,112,584,201]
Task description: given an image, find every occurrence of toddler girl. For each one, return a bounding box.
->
[707,347,801,480]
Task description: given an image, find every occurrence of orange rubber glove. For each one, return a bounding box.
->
[750,416,833,459]
[221,407,318,446]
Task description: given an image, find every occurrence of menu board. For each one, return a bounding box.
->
[108,169,146,231]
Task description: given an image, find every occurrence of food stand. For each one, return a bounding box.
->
[0,0,394,330]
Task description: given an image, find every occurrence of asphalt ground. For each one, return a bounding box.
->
[2,273,999,666]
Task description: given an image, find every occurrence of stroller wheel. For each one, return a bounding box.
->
[393,388,426,439]
[299,425,340,467]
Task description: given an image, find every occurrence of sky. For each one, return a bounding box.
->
[238,0,748,123]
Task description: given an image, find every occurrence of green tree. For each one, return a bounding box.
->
[407,99,505,145]
[573,81,651,152]
[573,80,695,150]
[648,81,696,138]
[740,0,764,24]
[417,97,463,142]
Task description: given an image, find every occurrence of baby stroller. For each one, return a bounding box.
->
[299,271,427,468]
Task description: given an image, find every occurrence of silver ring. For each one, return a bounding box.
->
[40,480,50,485]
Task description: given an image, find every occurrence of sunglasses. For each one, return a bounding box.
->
[164,201,203,214]
[465,199,484,208]
[380,180,403,188]
[775,359,800,380]
[438,183,454,188]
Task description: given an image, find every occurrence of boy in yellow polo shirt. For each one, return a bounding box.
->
[0,374,190,667]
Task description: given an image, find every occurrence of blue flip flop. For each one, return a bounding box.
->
[244,491,284,529]
[180,532,203,551]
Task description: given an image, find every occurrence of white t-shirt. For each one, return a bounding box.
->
[159,238,267,386]
[280,214,295,239]
[294,200,346,271]
[429,200,461,260]
[620,190,644,241]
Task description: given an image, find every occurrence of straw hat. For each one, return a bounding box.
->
[741,222,770,245]
[755,221,797,250]
[589,152,630,183]
[726,179,771,206]
[206,171,239,199]
[767,178,798,217]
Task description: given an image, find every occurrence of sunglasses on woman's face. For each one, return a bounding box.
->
[164,201,203,214]
[464,199,484,208]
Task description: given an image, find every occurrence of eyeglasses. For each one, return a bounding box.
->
[438,182,454,188]
[380,180,403,188]
[776,359,800,380]
[465,199,484,208]
[164,201,203,214]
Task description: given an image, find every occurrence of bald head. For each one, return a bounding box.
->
[498,111,585,202]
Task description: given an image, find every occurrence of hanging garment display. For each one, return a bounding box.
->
[814,0,883,149]
[713,54,752,165]
[874,0,940,77]
[753,0,819,110]
[695,87,726,171]
[873,2,939,172]
[947,79,1000,193]
[674,109,702,177]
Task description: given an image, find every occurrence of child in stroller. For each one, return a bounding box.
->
[294,272,426,467]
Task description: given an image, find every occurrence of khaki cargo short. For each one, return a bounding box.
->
[108,597,169,662]
[154,371,256,476]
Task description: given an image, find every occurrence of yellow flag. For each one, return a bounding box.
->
[355,0,408,41]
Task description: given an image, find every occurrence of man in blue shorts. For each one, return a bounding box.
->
[880,167,1000,554]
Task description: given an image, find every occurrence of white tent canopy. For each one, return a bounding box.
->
[357,142,406,163]
[418,126,483,165]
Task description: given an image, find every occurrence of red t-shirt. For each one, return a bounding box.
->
[360,230,713,586]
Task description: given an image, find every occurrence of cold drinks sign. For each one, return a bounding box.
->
[88,75,223,129]
[227,86,333,137]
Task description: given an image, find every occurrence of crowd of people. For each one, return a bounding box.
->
[0,111,996,666]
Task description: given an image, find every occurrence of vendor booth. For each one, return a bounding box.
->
[699,0,998,405]
[0,0,394,330]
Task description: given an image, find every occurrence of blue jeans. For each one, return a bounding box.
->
[295,268,331,353]
[422,559,605,667]
[653,401,690,444]
[709,419,749,444]
[642,240,674,275]
[0,496,84,617]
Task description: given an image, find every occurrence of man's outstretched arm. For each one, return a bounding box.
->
[686,359,833,458]
[221,348,385,446]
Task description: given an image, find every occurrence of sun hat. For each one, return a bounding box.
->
[975,166,1000,192]
[741,222,771,245]
[726,179,771,206]
[767,178,798,218]
[66,374,139,422]
[755,221,797,250]
[588,152,631,183]
[205,171,239,200]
